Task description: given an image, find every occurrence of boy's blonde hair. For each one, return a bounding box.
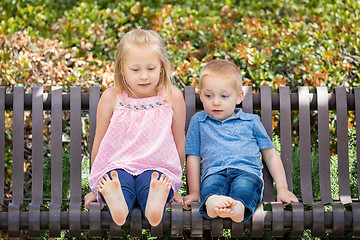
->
[114,29,173,97]
[199,59,242,91]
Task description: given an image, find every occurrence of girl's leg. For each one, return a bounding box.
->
[97,169,136,226]
[135,170,173,227]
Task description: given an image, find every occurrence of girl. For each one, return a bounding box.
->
[84,29,185,227]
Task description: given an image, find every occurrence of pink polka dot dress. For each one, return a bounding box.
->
[89,91,183,201]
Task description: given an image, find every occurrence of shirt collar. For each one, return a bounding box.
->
[199,108,252,122]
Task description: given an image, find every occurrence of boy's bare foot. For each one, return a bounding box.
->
[214,200,245,223]
[96,171,128,226]
[145,172,171,226]
[205,195,237,218]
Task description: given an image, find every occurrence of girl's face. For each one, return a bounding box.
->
[123,44,162,98]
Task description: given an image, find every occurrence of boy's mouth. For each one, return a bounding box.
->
[212,110,223,113]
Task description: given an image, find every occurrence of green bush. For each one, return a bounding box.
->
[1,0,359,92]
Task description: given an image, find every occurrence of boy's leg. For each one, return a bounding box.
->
[228,169,263,223]
[97,169,136,226]
[200,169,234,218]
[135,170,173,227]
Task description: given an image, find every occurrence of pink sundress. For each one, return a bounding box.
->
[88,91,183,202]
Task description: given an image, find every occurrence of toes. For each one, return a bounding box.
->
[110,170,118,180]
[159,174,165,181]
[151,172,159,181]
[104,173,110,181]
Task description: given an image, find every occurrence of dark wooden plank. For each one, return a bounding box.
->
[12,87,24,205]
[70,86,82,204]
[316,87,332,204]
[354,88,360,199]
[242,86,253,114]
[51,86,63,204]
[335,87,351,204]
[279,86,293,191]
[69,87,82,237]
[298,86,313,204]
[0,87,4,204]
[31,86,44,204]
[260,86,275,202]
[89,86,100,170]
[184,86,196,132]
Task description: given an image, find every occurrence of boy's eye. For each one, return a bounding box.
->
[221,95,228,98]
[205,94,212,98]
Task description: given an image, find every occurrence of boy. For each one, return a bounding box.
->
[183,59,298,222]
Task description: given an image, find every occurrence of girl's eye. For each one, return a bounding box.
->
[148,67,155,71]
[132,69,139,72]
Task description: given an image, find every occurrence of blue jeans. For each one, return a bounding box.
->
[200,168,263,222]
[100,169,174,221]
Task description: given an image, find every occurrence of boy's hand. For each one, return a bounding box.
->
[171,192,183,203]
[84,192,103,210]
[276,189,298,205]
[183,193,200,210]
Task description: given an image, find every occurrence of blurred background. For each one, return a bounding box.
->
[1,0,359,93]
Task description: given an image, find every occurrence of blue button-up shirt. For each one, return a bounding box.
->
[185,108,274,181]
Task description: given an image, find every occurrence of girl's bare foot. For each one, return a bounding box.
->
[205,195,237,218]
[145,172,171,226]
[96,171,128,226]
[214,200,245,222]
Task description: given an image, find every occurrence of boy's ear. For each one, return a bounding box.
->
[236,90,244,105]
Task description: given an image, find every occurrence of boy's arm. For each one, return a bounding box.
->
[183,154,201,210]
[261,148,298,204]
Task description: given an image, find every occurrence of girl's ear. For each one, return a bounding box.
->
[236,90,244,105]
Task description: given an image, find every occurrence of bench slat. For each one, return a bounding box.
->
[298,86,314,204]
[355,87,360,199]
[242,86,253,114]
[29,86,44,237]
[317,87,333,204]
[335,87,352,204]
[49,86,62,237]
[260,86,275,202]
[184,86,196,132]
[89,86,100,168]
[31,86,44,204]
[69,87,82,237]
[279,86,293,191]
[0,87,4,204]
[12,87,24,205]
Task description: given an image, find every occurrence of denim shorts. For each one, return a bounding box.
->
[200,168,263,222]
[100,169,174,221]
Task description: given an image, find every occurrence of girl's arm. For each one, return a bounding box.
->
[261,148,298,204]
[183,154,201,210]
[170,86,186,203]
[90,88,117,166]
[170,86,186,170]
[85,88,116,207]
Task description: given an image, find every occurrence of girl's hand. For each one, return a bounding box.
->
[171,192,183,203]
[183,193,200,210]
[84,192,102,210]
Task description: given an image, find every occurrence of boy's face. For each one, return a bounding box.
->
[200,75,243,121]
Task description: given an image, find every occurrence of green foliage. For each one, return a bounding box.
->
[1,0,359,92]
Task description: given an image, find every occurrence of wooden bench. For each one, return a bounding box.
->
[0,85,359,238]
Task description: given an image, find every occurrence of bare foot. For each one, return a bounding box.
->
[215,200,245,223]
[96,171,128,226]
[205,195,237,218]
[145,172,171,226]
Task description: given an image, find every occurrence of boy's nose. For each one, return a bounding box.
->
[213,97,220,106]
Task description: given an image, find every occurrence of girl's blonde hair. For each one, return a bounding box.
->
[114,29,173,98]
